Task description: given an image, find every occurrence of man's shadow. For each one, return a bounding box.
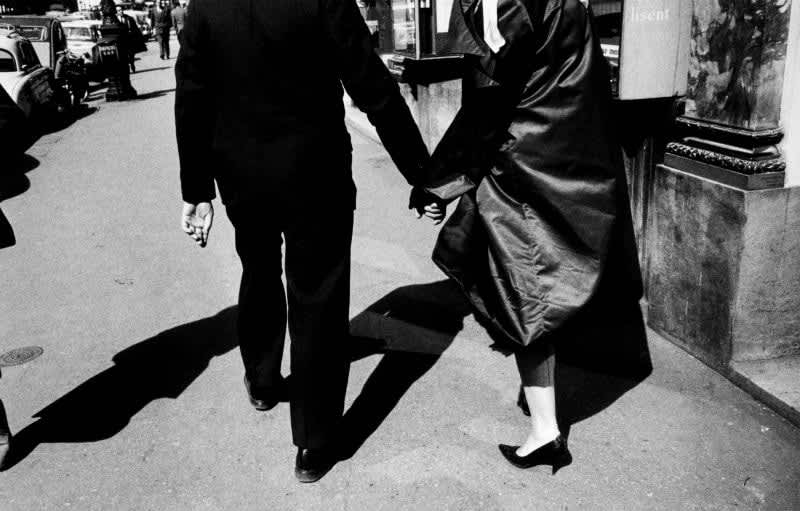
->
[341,280,471,459]
[0,155,39,203]
[341,279,652,458]
[2,307,239,470]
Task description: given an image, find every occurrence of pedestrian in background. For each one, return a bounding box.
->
[98,0,137,100]
[116,5,147,73]
[175,0,432,483]
[170,0,186,46]
[154,1,172,59]
[412,0,643,472]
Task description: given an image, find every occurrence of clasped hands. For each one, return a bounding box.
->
[409,186,447,224]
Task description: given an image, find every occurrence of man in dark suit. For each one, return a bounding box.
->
[175,0,431,483]
[154,1,172,59]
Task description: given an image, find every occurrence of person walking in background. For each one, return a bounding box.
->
[175,0,430,483]
[170,1,186,46]
[411,0,643,473]
[98,0,137,100]
[116,5,147,73]
[154,1,172,59]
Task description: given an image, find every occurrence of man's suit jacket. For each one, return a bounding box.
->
[154,8,171,31]
[174,0,428,208]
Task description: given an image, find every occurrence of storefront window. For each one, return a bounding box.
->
[392,0,417,55]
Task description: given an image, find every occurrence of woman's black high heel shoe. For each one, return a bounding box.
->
[498,435,572,474]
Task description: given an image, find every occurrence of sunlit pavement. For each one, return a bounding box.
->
[1,40,799,510]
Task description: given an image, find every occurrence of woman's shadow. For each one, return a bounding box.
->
[341,280,471,459]
[340,279,653,459]
[2,307,239,470]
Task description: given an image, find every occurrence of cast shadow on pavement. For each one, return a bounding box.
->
[340,279,471,459]
[133,88,175,101]
[341,278,653,458]
[1,307,239,471]
[41,105,99,135]
[0,155,39,202]
[551,299,653,439]
[132,66,171,75]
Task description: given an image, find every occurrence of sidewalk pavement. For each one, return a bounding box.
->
[0,45,798,510]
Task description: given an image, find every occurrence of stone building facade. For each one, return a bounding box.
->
[380,0,800,425]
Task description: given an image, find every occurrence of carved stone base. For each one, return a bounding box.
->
[666,116,786,190]
[647,164,800,366]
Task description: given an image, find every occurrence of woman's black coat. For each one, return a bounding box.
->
[423,0,642,347]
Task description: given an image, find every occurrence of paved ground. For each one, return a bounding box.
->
[1,41,800,510]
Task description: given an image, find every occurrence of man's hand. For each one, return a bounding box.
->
[181,201,214,247]
[409,187,447,225]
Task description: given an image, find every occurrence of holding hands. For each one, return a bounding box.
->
[409,187,447,225]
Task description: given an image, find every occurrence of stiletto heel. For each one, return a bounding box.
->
[551,446,572,474]
[498,435,572,473]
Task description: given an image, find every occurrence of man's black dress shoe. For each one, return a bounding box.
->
[498,435,572,474]
[295,447,338,483]
[243,375,287,411]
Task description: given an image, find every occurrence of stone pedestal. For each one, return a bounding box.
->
[647,166,800,368]
[649,0,798,370]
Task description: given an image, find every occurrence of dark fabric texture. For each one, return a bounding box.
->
[154,8,172,30]
[515,340,555,387]
[425,0,642,348]
[175,0,429,449]
[174,0,429,206]
[227,202,353,449]
[121,14,147,54]
[157,29,170,58]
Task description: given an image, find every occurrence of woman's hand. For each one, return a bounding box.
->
[409,187,447,224]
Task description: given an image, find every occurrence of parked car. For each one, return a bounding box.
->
[62,19,102,79]
[0,15,67,70]
[0,15,87,108]
[0,31,59,121]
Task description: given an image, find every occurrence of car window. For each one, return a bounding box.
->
[16,26,46,41]
[0,49,16,72]
[65,26,93,41]
[18,42,40,67]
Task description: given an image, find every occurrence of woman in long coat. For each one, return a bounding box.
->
[415,0,642,470]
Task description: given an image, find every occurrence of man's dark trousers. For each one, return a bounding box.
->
[228,201,353,448]
[158,30,170,58]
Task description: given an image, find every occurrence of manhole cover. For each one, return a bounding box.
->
[0,346,44,367]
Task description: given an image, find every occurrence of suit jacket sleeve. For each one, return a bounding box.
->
[322,0,429,185]
[174,0,216,203]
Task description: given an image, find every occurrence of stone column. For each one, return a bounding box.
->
[666,0,793,189]
[647,0,800,370]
